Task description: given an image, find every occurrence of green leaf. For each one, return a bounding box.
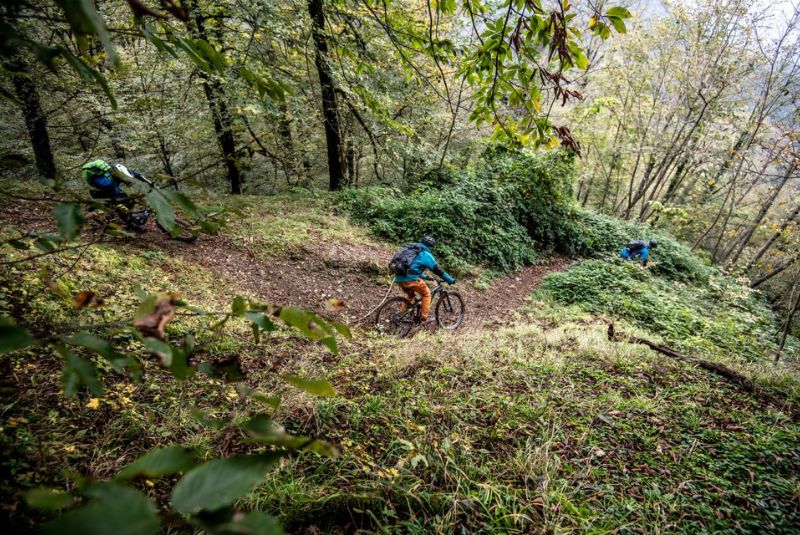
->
[162,189,202,219]
[217,511,285,535]
[34,236,56,253]
[60,48,117,108]
[252,393,281,410]
[57,0,118,64]
[53,203,85,241]
[146,190,176,233]
[116,447,197,481]
[140,23,177,58]
[140,337,190,379]
[195,38,227,74]
[282,375,335,397]
[60,348,103,397]
[65,332,139,377]
[244,414,336,457]
[278,307,339,354]
[244,311,275,338]
[170,454,283,514]
[232,296,247,316]
[606,6,632,19]
[7,238,29,250]
[172,36,212,72]
[326,317,351,338]
[43,483,159,535]
[607,16,627,34]
[24,488,75,510]
[0,316,35,354]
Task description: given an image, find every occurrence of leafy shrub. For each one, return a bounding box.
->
[340,146,711,285]
[480,145,578,249]
[338,180,537,272]
[536,259,788,361]
[568,210,713,284]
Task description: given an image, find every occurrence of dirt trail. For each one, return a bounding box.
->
[154,229,570,330]
[0,197,569,330]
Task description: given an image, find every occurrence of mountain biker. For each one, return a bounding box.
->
[620,239,657,267]
[82,160,147,230]
[82,160,143,206]
[394,236,455,323]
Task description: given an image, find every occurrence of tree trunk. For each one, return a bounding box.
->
[778,279,800,355]
[187,1,243,194]
[745,202,800,272]
[728,161,796,266]
[6,55,56,179]
[308,0,343,191]
[750,254,799,288]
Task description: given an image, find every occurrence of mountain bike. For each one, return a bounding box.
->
[374,276,465,337]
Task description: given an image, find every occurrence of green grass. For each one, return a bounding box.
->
[534,259,800,403]
[226,193,379,258]
[249,320,800,533]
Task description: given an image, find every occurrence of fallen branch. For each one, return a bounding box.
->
[607,323,800,422]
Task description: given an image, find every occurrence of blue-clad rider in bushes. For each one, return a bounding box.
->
[620,240,657,267]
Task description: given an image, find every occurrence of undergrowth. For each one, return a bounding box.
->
[535,260,800,397]
[338,148,712,285]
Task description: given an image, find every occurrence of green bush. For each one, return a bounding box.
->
[569,210,713,284]
[536,259,789,361]
[340,147,712,284]
[337,180,537,272]
[479,146,578,248]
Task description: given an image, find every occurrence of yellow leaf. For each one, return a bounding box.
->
[533,99,542,113]
[86,398,100,409]
[589,17,596,28]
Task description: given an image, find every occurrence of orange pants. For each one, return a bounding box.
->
[399,279,431,320]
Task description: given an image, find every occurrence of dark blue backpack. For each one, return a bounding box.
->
[389,243,422,275]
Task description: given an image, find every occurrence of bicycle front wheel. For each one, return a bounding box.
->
[375,296,415,337]
[435,291,465,330]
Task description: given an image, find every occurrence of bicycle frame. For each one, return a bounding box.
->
[404,279,448,320]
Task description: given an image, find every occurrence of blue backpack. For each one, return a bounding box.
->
[389,243,422,275]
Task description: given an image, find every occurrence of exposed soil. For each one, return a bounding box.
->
[152,228,570,331]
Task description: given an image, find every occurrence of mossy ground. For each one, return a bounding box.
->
[1,190,799,533]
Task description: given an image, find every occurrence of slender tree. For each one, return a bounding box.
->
[308,0,343,191]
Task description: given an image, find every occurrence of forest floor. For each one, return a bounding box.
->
[2,189,799,534]
[147,195,572,330]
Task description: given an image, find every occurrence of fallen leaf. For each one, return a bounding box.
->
[134,293,178,339]
[326,298,346,312]
[72,291,104,309]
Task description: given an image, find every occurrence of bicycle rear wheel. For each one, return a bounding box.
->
[435,291,465,330]
[375,297,415,337]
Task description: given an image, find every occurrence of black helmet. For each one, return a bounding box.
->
[421,236,436,247]
[649,240,657,248]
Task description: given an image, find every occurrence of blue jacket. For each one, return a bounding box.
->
[395,243,454,284]
[620,242,650,265]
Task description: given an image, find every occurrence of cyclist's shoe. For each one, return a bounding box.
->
[420,318,436,325]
